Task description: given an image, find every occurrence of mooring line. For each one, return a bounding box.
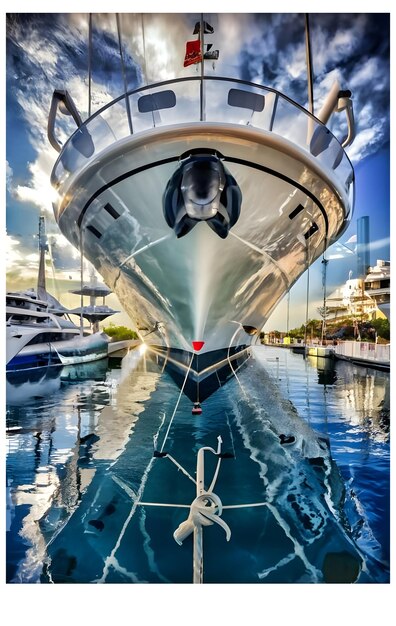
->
[159,353,194,453]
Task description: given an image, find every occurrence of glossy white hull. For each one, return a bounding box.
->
[50,77,354,394]
[55,123,351,358]
[6,325,109,372]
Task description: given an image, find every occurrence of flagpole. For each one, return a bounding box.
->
[200,13,205,121]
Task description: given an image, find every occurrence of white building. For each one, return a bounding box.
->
[326,260,390,321]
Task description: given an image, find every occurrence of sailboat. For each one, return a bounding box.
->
[48,14,355,402]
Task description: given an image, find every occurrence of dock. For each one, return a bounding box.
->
[107,339,141,357]
[265,340,390,371]
[332,340,390,371]
[306,346,335,358]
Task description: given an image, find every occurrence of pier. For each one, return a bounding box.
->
[107,339,141,357]
[265,340,390,371]
[332,340,390,371]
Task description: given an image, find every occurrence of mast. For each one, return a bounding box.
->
[37,215,48,301]
[88,13,92,118]
[116,13,133,134]
[321,256,329,344]
[304,14,314,115]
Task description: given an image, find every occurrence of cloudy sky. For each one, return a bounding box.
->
[5,9,390,329]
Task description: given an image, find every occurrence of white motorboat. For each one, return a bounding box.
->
[6,218,110,374]
[48,14,355,400]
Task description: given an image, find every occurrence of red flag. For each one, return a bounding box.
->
[184,40,202,67]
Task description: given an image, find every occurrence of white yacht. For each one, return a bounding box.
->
[48,15,355,400]
[6,218,109,374]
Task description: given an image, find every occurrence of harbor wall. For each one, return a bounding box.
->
[333,340,390,367]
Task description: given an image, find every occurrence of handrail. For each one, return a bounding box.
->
[337,91,355,148]
[47,89,83,153]
[316,82,355,148]
[52,77,352,151]
[49,76,355,188]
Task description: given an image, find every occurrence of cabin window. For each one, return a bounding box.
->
[304,222,319,239]
[137,90,176,113]
[289,204,304,220]
[227,89,265,112]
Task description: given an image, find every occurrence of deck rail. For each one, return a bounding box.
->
[49,76,354,211]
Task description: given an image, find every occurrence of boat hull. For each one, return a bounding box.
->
[6,330,109,372]
[53,121,352,395]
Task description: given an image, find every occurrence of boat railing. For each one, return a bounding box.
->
[49,76,354,211]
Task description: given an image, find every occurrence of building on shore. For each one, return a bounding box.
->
[326,259,390,322]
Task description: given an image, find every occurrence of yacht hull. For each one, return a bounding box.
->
[6,329,109,373]
[53,121,352,397]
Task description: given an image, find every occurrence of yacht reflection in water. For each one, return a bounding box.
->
[6,350,158,583]
[6,359,110,406]
[6,349,390,583]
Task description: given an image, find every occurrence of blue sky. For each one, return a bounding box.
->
[5,10,390,329]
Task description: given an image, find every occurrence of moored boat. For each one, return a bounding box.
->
[6,217,110,374]
[48,14,356,400]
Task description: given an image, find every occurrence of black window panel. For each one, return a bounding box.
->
[87,224,102,238]
[34,332,72,344]
[304,222,319,239]
[104,202,120,219]
[26,332,58,345]
[227,89,265,112]
[138,90,176,113]
[289,204,304,220]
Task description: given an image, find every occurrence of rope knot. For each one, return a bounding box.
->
[173,491,231,545]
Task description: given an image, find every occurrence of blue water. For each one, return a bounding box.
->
[6,346,390,583]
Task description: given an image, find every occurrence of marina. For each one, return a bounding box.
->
[5,10,391,614]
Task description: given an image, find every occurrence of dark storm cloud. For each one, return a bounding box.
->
[236,13,389,162]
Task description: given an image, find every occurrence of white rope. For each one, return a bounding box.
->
[223,502,268,509]
[226,325,244,392]
[208,456,222,493]
[136,502,190,508]
[159,353,194,453]
[164,454,196,485]
[226,324,253,400]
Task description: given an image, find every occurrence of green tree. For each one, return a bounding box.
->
[371,318,390,341]
[103,325,138,341]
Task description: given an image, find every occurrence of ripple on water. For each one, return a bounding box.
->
[5,348,390,583]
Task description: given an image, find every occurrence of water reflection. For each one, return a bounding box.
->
[6,366,63,406]
[6,359,110,406]
[6,348,157,582]
[61,358,109,382]
[257,347,390,570]
[307,355,338,387]
[6,347,390,583]
[335,362,390,442]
